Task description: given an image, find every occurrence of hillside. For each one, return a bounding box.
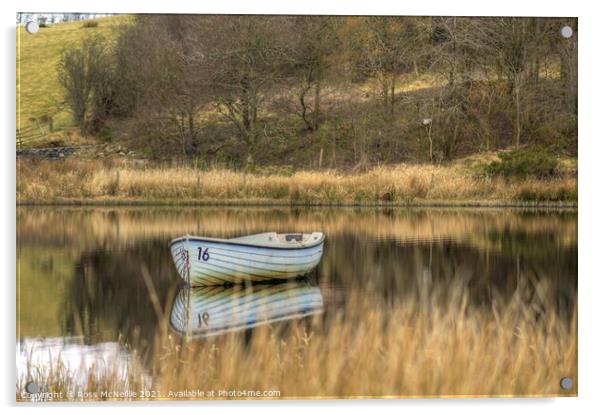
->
[15,15,578,206]
[16,16,577,173]
[16,15,129,147]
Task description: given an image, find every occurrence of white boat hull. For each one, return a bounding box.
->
[169,232,324,285]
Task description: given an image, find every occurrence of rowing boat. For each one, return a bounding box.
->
[169,281,324,338]
[169,232,325,285]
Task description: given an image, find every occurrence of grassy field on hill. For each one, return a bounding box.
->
[17,16,129,147]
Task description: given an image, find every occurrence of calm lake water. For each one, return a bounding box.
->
[16,207,577,382]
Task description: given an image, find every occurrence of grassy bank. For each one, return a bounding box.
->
[16,158,577,206]
[17,16,129,146]
[16,280,577,400]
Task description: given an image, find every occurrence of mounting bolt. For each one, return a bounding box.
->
[559,377,573,390]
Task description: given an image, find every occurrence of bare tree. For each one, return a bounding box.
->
[475,18,544,148]
[182,16,295,162]
[113,15,213,156]
[558,19,578,115]
[58,35,112,133]
[290,16,341,131]
[348,17,427,119]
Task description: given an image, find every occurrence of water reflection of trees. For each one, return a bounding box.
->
[319,232,577,318]
[61,226,576,356]
[62,240,179,353]
[18,207,577,252]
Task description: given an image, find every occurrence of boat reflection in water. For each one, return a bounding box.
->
[169,280,324,338]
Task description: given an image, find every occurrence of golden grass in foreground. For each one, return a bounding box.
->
[17,159,577,205]
[16,282,577,401]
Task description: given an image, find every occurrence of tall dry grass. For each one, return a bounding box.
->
[16,280,577,401]
[16,159,577,205]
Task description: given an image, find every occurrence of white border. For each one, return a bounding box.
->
[3,1,600,414]
[7,0,582,16]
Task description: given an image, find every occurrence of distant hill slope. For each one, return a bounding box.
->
[17,15,130,147]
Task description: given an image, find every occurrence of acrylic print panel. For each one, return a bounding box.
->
[16,13,578,401]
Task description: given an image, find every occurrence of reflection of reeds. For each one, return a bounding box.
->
[16,280,577,401]
[17,207,577,252]
[17,159,577,205]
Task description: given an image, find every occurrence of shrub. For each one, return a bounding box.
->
[82,20,99,28]
[485,147,558,179]
[515,182,577,202]
[58,35,113,133]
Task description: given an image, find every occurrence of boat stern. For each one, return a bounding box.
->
[169,238,190,282]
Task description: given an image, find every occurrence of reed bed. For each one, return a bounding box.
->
[17,159,577,205]
[16,281,577,401]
